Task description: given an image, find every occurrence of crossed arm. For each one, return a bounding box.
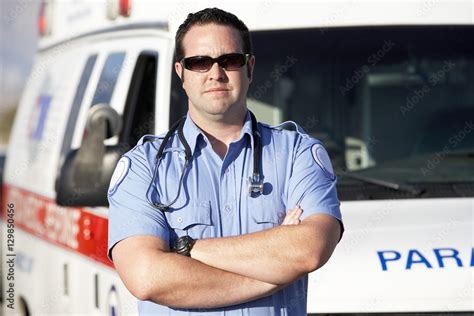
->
[190,211,341,285]
[111,207,341,309]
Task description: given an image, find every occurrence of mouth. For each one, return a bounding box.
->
[206,88,229,93]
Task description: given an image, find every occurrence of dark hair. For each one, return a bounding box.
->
[175,7,253,62]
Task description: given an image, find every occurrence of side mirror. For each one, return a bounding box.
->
[56,104,124,206]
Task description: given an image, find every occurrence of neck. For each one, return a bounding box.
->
[189,106,247,159]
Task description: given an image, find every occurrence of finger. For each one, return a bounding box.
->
[282,211,301,225]
[281,213,295,225]
[295,207,303,218]
[281,214,295,225]
[281,205,305,225]
[289,206,303,218]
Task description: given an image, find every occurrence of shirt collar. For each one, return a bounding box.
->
[239,110,255,148]
[182,110,255,156]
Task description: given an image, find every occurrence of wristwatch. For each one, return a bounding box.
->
[172,235,196,257]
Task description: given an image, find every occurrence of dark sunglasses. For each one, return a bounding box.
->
[181,53,250,72]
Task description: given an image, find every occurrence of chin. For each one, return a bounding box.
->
[191,98,242,117]
[206,101,235,115]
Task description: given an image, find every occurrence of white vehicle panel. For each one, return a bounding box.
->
[2,228,138,315]
[5,44,87,198]
[40,1,474,49]
[308,198,474,313]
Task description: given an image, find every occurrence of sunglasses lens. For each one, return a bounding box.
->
[219,54,246,70]
[184,56,214,72]
[182,54,248,72]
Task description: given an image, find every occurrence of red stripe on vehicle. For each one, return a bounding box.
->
[2,184,114,268]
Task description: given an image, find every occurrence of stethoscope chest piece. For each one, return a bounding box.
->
[248,174,264,197]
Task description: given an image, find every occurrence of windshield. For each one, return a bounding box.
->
[248,26,474,197]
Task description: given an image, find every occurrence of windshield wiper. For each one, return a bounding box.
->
[442,150,474,158]
[341,172,425,196]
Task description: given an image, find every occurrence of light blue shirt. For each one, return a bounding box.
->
[107,111,343,315]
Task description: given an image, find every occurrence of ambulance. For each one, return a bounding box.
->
[2,0,473,315]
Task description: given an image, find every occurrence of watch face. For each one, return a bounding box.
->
[173,236,195,256]
[178,238,187,248]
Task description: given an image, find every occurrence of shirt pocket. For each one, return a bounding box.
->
[165,201,213,242]
[250,196,287,231]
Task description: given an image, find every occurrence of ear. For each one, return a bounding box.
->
[247,55,255,82]
[175,62,184,83]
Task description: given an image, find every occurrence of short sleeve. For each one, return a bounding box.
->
[107,143,170,262]
[287,137,344,239]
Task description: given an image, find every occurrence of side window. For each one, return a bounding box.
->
[91,52,126,106]
[60,54,97,159]
[120,51,157,149]
[55,52,130,207]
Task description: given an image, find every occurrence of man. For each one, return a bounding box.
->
[107,7,343,315]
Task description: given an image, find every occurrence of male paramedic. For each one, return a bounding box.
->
[107,7,343,315]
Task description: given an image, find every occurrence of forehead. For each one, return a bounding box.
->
[181,23,243,57]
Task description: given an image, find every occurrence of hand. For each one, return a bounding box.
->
[281,205,303,225]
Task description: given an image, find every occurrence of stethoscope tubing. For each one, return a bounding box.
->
[146,111,262,212]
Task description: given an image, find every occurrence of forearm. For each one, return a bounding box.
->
[141,250,287,309]
[191,224,316,285]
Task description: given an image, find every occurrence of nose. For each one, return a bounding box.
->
[207,61,227,81]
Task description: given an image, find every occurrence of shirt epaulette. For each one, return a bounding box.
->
[260,120,310,138]
[137,134,166,145]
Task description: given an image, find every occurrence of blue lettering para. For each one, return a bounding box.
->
[434,248,463,267]
[471,248,474,267]
[377,250,401,271]
[406,249,433,269]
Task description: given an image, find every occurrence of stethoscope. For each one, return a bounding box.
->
[146,111,263,212]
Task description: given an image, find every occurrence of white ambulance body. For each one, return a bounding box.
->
[2,1,473,315]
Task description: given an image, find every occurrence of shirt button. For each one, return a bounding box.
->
[224,205,231,213]
[177,217,183,223]
[225,167,230,174]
